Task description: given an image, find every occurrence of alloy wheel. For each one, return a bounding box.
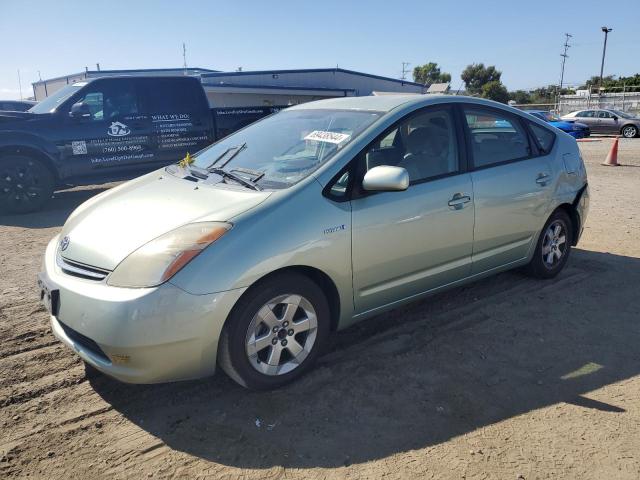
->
[622,126,637,138]
[245,294,318,376]
[541,220,567,268]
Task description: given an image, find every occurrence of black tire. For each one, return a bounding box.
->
[0,155,55,214]
[621,125,638,138]
[525,209,573,279]
[218,272,330,390]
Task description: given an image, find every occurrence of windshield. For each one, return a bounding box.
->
[29,83,86,114]
[191,108,382,189]
[609,109,636,119]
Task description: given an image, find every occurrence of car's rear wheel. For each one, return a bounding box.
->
[218,272,330,390]
[525,210,573,279]
[0,155,55,214]
[621,125,638,138]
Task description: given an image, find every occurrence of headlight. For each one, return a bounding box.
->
[108,222,231,288]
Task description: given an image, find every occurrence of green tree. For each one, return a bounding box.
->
[481,80,509,103]
[509,90,531,104]
[461,63,502,95]
[413,62,452,85]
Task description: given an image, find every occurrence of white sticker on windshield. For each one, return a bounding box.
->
[304,130,351,144]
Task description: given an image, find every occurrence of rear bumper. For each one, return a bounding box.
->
[41,235,246,383]
[575,184,590,244]
[567,130,590,139]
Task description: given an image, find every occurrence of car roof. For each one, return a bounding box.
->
[286,94,519,114]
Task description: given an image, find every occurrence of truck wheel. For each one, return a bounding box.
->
[0,155,55,214]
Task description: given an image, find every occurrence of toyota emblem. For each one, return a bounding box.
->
[60,236,70,251]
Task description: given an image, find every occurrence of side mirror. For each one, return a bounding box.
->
[69,102,91,119]
[612,115,618,120]
[362,166,409,192]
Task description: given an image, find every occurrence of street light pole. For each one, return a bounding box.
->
[599,26,612,92]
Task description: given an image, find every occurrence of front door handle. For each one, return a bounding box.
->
[536,173,551,185]
[448,193,471,210]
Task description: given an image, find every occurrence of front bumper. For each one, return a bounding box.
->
[40,235,246,384]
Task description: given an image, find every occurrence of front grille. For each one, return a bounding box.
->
[58,321,110,363]
[56,253,110,281]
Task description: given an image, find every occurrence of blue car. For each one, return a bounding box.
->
[527,110,590,139]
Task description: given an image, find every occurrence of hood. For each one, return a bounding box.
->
[0,111,38,124]
[59,170,272,270]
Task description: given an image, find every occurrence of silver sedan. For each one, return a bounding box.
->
[39,95,589,389]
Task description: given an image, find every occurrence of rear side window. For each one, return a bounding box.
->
[463,107,530,168]
[528,121,555,154]
[140,79,206,115]
[577,110,595,118]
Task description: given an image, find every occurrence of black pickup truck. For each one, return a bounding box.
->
[0,76,219,214]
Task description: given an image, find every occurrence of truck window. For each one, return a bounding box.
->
[74,81,138,121]
[139,78,205,114]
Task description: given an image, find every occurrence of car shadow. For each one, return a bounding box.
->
[90,248,640,469]
[0,185,115,229]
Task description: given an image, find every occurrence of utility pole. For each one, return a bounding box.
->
[557,33,572,113]
[559,33,572,91]
[599,27,612,91]
[401,62,411,81]
[17,69,23,100]
[182,42,187,75]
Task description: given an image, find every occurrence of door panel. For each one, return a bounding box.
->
[470,156,553,273]
[351,174,474,313]
[56,80,154,178]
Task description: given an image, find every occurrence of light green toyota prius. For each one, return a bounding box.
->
[38,95,589,389]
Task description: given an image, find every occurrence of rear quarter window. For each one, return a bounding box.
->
[528,121,556,154]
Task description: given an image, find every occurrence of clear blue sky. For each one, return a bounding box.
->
[1,0,639,99]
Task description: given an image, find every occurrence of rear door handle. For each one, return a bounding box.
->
[448,193,471,209]
[536,173,551,185]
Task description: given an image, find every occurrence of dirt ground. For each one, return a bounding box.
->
[1,138,639,479]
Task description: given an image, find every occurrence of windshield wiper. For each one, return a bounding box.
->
[209,167,262,191]
[230,166,265,183]
[206,143,247,169]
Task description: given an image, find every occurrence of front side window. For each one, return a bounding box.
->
[463,107,530,168]
[597,111,612,119]
[73,81,138,121]
[363,107,459,183]
[190,109,381,189]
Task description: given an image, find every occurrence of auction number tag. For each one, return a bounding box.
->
[304,130,351,144]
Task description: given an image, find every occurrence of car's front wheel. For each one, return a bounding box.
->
[218,272,330,389]
[525,209,573,279]
[621,125,638,138]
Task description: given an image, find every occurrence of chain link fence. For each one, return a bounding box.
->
[512,86,640,116]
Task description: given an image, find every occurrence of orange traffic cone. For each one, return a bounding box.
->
[602,136,620,166]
